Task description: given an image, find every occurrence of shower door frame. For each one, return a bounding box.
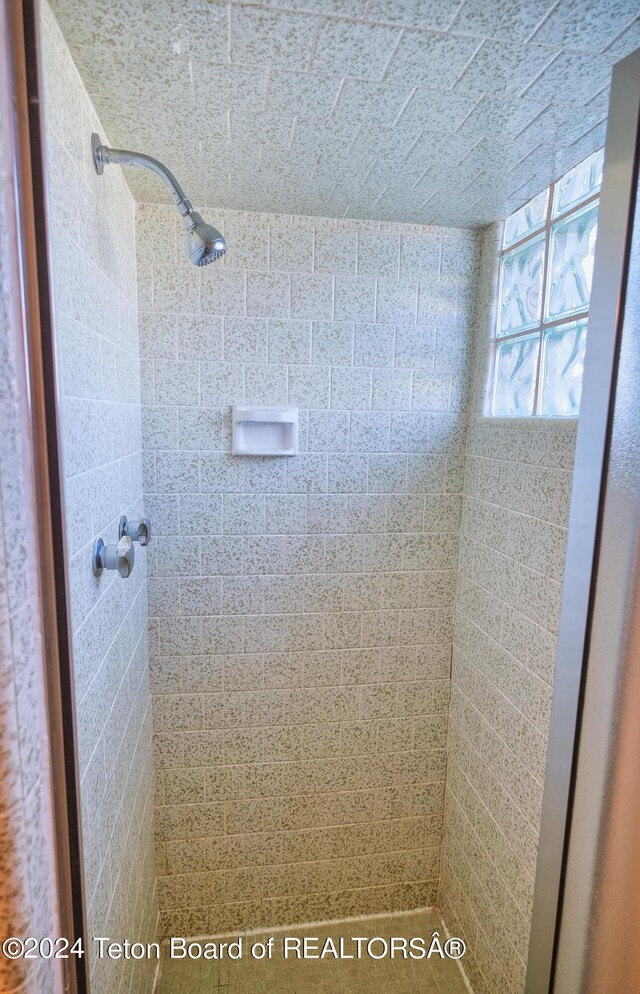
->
[5,1,88,992]
[525,45,640,994]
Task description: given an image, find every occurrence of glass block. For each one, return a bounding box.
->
[553,148,604,217]
[492,335,540,416]
[498,233,545,336]
[503,188,549,249]
[545,202,598,322]
[539,321,587,417]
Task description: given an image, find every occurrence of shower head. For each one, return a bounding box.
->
[91,133,226,266]
[186,213,226,267]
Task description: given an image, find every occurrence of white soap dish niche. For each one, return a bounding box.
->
[232,405,298,456]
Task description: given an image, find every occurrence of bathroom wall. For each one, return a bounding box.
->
[137,205,478,934]
[440,226,578,994]
[41,5,158,992]
[0,10,63,992]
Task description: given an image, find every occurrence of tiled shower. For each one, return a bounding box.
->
[141,199,472,934]
[39,1,587,992]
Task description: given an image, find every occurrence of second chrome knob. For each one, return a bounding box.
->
[119,515,151,546]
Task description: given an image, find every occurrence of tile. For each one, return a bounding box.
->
[412,371,453,412]
[270,218,314,272]
[288,366,331,408]
[331,368,372,410]
[417,281,458,325]
[398,88,480,134]
[387,494,424,532]
[143,406,178,450]
[328,454,369,493]
[400,231,442,280]
[365,0,463,30]
[345,494,387,533]
[455,39,558,97]
[200,454,245,493]
[54,0,614,229]
[156,451,199,492]
[376,279,418,323]
[247,272,291,318]
[311,321,354,365]
[201,269,247,316]
[154,360,199,406]
[349,412,390,453]
[245,365,288,405]
[265,495,307,534]
[139,313,178,359]
[312,20,401,79]
[523,50,615,106]
[308,411,350,451]
[354,323,395,367]
[224,317,268,362]
[357,227,401,277]
[201,362,244,407]
[178,408,223,450]
[266,69,341,120]
[314,223,358,275]
[230,5,318,70]
[369,455,408,493]
[291,274,334,319]
[180,495,223,535]
[450,0,556,42]
[606,16,640,58]
[386,30,480,89]
[268,320,312,364]
[177,316,224,361]
[287,453,329,493]
[372,368,413,410]
[223,212,270,271]
[334,276,377,322]
[395,324,436,369]
[223,495,266,535]
[531,0,638,52]
[181,577,222,616]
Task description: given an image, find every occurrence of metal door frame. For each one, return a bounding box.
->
[526,45,640,994]
[4,1,89,991]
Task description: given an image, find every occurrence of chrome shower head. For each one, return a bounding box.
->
[91,133,226,267]
[186,212,226,266]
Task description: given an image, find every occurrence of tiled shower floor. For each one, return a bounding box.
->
[156,910,469,994]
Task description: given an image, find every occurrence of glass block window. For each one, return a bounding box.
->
[489,148,603,417]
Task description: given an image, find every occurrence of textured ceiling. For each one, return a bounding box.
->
[49,0,640,228]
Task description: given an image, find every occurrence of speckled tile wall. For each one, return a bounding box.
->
[48,0,639,228]
[438,225,577,994]
[0,8,63,992]
[40,5,159,992]
[33,3,591,982]
[138,204,479,935]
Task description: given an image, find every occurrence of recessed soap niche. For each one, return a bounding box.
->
[232,405,299,456]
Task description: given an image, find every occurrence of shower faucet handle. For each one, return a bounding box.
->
[119,515,151,546]
[92,535,135,579]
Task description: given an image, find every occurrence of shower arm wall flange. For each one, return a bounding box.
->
[91,132,196,228]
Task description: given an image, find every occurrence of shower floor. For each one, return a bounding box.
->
[155,910,469,994]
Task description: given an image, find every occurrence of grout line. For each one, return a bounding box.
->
[379,26,405,82]
[161,904,448,946]
[522,0,563,45]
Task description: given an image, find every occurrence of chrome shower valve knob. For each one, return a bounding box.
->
[93,535,135,579]
[119,515,151,546]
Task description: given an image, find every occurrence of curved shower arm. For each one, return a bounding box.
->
[90,133,226,267]
[91,133,196,227]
